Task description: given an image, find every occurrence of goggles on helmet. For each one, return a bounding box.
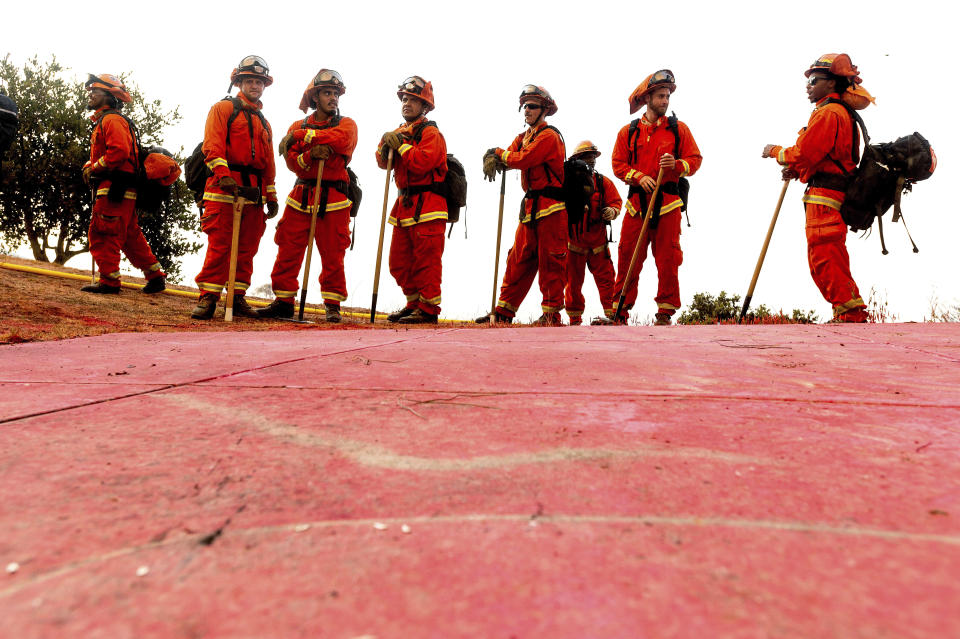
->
[398,76,427,95]
[314,69,344,88]
[86,73,122,90]
[520,84,548,99]
[649,69,675,87]
[238,55,269,76]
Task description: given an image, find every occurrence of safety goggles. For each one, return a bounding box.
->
[314,69,344,88]
[522,103,542,111]
[85,74,121,89]
[238,55,269,75]
[649,69,675,87]
[806,75,829,87]
[398,76,426,94]
[520,84,548,99]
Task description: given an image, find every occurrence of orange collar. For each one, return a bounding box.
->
[398,115,428,136]
[89,106,112,123]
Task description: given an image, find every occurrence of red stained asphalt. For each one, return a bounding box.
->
[1,323,959,638]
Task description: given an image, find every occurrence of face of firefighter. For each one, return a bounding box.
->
[240,77,265,102]
[523,101,544,126]
[645,87,671,119]
[86,88,108,111]
[579,152,598,171]
[316,87,339,117]
[400,94,426,122]
[806,73,835,103]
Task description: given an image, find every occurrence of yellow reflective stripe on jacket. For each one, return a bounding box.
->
[500,150,511,163]
[388,210,449,227]
[284,196,352,214]
[678,159,691,177]
[95,187,136,200]
[520,201,565,224]
[297,153,310,170]
[625,198,683,217]
[802,193,843,211]
[206,157,228,171]
[303,129,316,144]
[398,143,413,156]
[203,192,235,204]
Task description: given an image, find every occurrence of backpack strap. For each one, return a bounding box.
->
[667,112,681,158]
[410,120,437,143]
[93,108,142,180]
[823,97,869,173]
[533,125,564,187]
[627,118,640,165]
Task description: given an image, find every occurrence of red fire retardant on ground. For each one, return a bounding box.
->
[1,324,958,637]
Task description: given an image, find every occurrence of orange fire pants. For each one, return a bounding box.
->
[89,195,164,287]
[614,209,683,317]
[496,211,568,318]
[270,207,351,307]
[194,200,266,298]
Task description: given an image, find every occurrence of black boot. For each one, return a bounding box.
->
[475,312,512,324]
[397,309,439,325]
[257,299,294,319]
[324,303,341,323]
[81,282,120,295]
[191,294,218,320]
[232,295,260,319]
[141,276,166,294]
[531,312,563,327]
[654,313,672,326]
[388,306,416,323]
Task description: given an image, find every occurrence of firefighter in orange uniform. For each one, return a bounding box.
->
[376,76,448,325]
[258,69,358,323]
[479,85,567,326]
[192,55,278,320]
[81,74,166,295]
[563,141,621,325]
[762,53,875,322]
[610,70,702,326]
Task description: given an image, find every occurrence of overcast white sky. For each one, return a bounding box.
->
[5,0,957,322]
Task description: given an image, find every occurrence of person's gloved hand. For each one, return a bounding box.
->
[382,131,404,151]
[279,133,295,157]
[781,167,798,180]
[602,206,619,221]
[309,144,332,160]
[82,162,94,186]
[265,201,279,219]
[482,150,501,182]
[218,176,238,195]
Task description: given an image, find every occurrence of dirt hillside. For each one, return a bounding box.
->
[0,256,469,344]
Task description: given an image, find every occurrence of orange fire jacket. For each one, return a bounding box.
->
[284,113,358,214]
[495,123,566,223]
[376,116,448,227]
[768,93,858,184]
[202,93,277,204]
[611,115,701,217]
[87,107,136,197]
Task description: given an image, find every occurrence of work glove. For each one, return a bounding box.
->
[781,167,798,180]
[602,206,619,221]
[218,176,238,195]
[482,150,501,182]
[279,133,295,157]
[81,162,94,186]
[309,144,332,160]
[265,201,279,219]
[382,131,404,151]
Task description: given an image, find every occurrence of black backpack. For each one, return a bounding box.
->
[184,96,270,204]
[409,120,468,237]
[518,124,594,230]
[827,101,935,253]
[0,93,18,159]
[91,110,175,215]
[627,112,690,223]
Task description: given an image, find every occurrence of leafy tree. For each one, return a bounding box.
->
[0,55,200,280]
